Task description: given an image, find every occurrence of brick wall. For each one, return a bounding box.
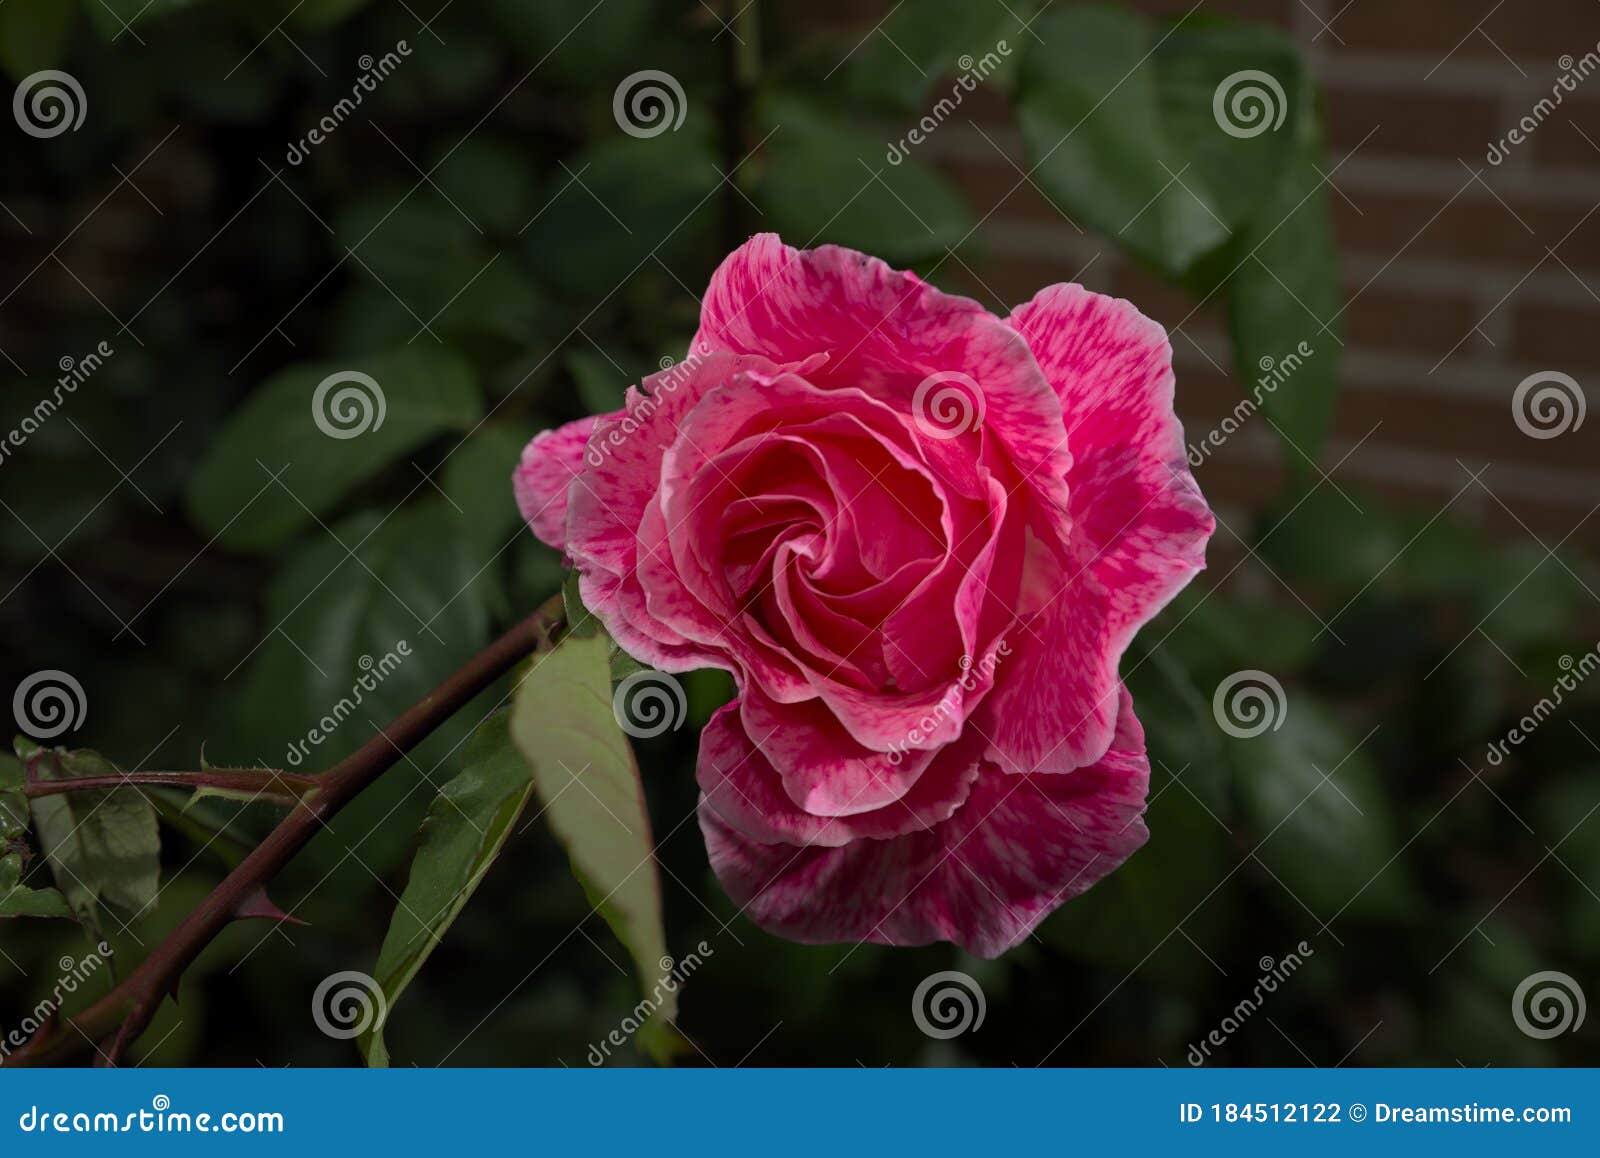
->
[814,0,1600,550]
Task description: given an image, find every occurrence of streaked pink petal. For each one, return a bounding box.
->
[977,284,1213,774]
[701,687,1150,957]
[738,687,939,817]
[698,702,983,847]
[693,234,1074,543]
[513,415,601,552]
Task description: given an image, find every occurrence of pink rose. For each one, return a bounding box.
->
[515,234,1213,957]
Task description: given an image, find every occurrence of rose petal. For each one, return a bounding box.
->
[738,687,940,817]
[702,686,1150,957]
[976,284,1213,774]
[693,234,1074,544]
[514,415,601,552]
[699,702,983,847]
[565,351,801,673]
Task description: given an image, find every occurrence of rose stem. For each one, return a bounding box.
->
[4,590,566,1068]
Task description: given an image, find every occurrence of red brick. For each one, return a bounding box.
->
[938,158,1075,229]
[1343,288,1486,356]
[1530,98,1600,170]
[1325,86,1501,160]
[1333,191,1600,271]
[1334,383,1596,475]
[1176,374,1600,546]
[1334,0,1600,59]
[1111,262,1230,331]
[1126,0,1291,24]
[1511,300,1600,369]
[1179,363,1595,477]
[941,253,1110,312]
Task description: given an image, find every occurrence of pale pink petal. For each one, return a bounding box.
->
[513,415,601,552]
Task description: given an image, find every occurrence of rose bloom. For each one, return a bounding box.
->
[515,234,1213,956]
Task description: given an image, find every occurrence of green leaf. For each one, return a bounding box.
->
[441,423,537,557]
[23,745,161,921]
[217,498,504,896]
[1151,588,1321,687]
[1232,699,1418,922]
[561,569,651,680]
[289,0,376,29]
[82,0,195,41]
[1258,486,1403,593]
[1,752,27,838]
[487,0,655,86]
[843,0,1026,113]
[1015,6,1304,277]
[755,95,971,264]
[223,499,497,777]
[360,716,537,1066]
[562,568,599,639]
[430,136,540,236]
[186,348,482,553]
[337,193,547,342]
[523,131,720,300]
[0,0,76,79]
[1225,102,1342,464]
[1,748,69,919]
[338,194,477,289]
[1391,514,1490,599]
[0,852,72,919]
[508,632,675,1040]
[567,348,652,416]
[1476,543,1589,653]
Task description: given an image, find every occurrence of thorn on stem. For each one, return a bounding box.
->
[235,887,307,926]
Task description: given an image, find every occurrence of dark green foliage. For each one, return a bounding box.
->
[0,1,1592,1069]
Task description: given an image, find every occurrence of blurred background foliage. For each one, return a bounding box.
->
[1,0,1597,1066]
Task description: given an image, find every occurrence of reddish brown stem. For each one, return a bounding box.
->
[4,593,564,1068]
